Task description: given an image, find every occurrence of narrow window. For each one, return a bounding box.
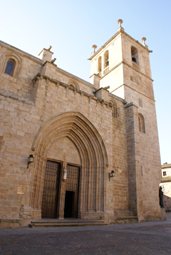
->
[104,50,109,68]
[138,113,145,133]
[98,56,102,73]
[131,46,139,64]
[5,59,15,76]
[163,171,167,177]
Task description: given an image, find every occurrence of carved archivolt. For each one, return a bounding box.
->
[30,111,108,214]
[68,79,80,90]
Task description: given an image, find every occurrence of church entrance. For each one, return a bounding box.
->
[64,165,80,218]
[32,112,107,221]
[41,161,61,218]
[41,161,80,219]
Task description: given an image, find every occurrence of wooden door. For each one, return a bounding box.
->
[42,161,61,218]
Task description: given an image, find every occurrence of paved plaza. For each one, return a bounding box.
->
[0,213,171,255]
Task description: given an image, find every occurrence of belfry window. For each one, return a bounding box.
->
[138,113,145,133]
[131,46,139,64]
[5,59,15,76]
[104,50,109,68]
[98,56,102,73]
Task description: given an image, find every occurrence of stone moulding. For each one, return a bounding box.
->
[32,73,113,107]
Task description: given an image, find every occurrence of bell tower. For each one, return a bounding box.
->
[89,20,162,221]
[89,19,154,103]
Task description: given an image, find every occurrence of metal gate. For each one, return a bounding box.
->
[42,161,61,218]
[64,165,80,218]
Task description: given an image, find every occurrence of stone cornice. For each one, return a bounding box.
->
[32,73,114,107]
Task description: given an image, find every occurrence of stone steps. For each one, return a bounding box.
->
[30,219,107,228]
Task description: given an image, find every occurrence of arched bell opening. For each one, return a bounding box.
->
[28,112,108,220]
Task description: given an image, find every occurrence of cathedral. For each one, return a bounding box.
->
[0,20,163,227]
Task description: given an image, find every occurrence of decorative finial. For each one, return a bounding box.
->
[48,46,52,51]
[92,45,97,53]
[117,19,123,27]
[117,19,124,32]
[141,37,148,48]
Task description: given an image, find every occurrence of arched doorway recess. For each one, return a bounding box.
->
[30,112,108,219]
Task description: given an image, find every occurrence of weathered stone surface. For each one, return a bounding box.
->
[0,20,162,225]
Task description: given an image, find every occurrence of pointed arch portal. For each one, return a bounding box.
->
[29,112,108,219]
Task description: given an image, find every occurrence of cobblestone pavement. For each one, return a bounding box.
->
[0,213,171,255]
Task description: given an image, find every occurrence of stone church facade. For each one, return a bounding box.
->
[0,20,162,227]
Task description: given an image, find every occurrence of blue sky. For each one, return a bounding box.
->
[0,0,171,163]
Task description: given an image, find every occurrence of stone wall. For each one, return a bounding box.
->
[0,42,131,222]
[0,21,163,224]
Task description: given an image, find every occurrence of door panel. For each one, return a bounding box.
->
[42,161,61,218]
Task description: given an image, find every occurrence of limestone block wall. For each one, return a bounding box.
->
[0,35,161,222]
[112,98,129,211]
[125,103,138,215]
[124,90,161,220]
[0,41,42,99]
[1,52,131,219]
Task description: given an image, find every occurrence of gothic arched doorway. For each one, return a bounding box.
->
[29,112,108,220]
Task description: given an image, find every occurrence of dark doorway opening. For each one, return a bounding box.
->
[64,191,75,218]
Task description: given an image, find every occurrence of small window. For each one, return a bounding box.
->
[104,50,109,68]
[5,59,15,76]
[163,171,167,177]
[98,56,102,72]
[131,46,139,64]
[138,113,145,133]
